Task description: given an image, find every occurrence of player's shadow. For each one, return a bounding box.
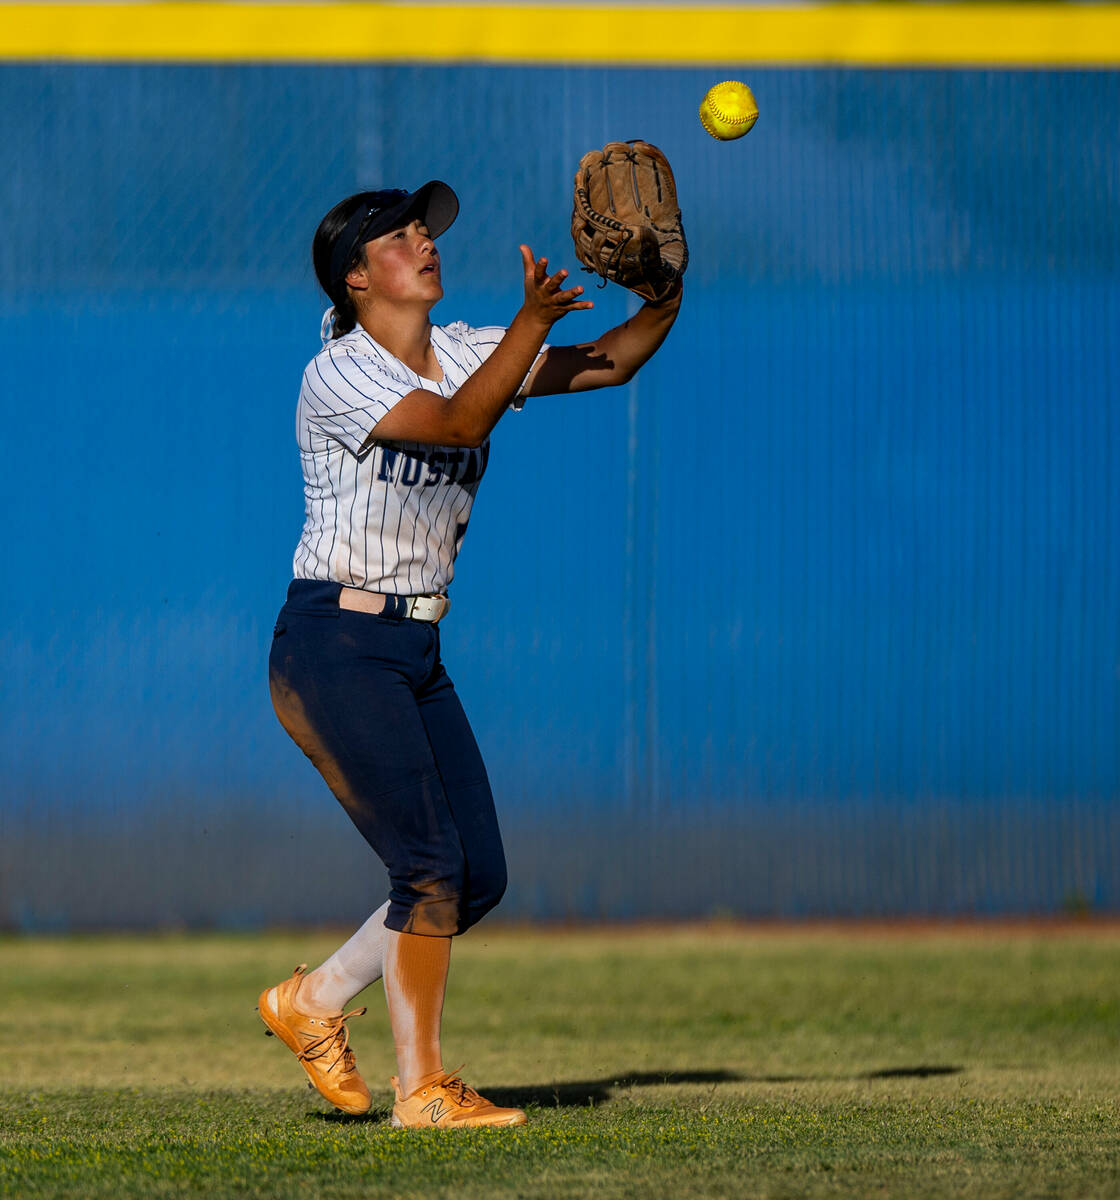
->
[859,1065,963,1079]
[482,1064,963,1108]
[309,1064,964,1121]
[485,1069,743,1109]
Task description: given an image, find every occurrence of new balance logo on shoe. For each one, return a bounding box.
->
[420,1097,450,1123]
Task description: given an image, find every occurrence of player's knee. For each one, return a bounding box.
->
[391,862,468,937]
[401,895,462,936]
[457,856,507,933]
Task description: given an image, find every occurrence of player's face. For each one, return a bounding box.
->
[360,219,443,304]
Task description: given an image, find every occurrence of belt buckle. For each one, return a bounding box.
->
[409,594,450,623]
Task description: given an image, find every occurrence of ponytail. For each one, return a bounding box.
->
[312,193,376,340]
[327,284,360,339]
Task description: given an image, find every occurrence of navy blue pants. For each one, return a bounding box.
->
[268,580,507,936]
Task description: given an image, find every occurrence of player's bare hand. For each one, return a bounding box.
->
[519,244,594,326]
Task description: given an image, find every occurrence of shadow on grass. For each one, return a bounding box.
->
[486,1065,965,1107]
[862,1066,963,1080]
[310,1064,964,1120]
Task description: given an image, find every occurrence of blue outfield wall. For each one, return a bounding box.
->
[0,64,1117,927]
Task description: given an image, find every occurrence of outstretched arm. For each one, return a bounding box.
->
[368,246,592,448]
[520,283,682,397]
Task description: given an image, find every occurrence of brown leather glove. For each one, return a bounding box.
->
[571,140,688,304]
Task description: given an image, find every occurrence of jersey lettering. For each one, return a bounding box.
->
[400,456,423,486]
[424,454,444,487]
[370,445,489,488]
[377,449,399,482]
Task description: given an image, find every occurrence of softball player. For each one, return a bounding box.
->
[260,181,681,1129]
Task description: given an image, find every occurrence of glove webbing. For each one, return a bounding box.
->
[575,187,634,289]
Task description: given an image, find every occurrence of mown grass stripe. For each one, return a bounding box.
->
[1,3,1119,67]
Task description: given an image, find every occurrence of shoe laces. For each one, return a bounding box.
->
[437,1066,480,1108]
[298,1006,366,1075]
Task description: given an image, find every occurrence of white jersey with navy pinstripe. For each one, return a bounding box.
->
[293,320,525,595]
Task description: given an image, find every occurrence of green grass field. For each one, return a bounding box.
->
[2,923,1118,1198]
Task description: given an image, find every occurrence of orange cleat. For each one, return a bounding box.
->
[257,964,371,1115]
[390,1068,527,1129]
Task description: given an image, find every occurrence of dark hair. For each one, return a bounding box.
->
[312,193,376,339]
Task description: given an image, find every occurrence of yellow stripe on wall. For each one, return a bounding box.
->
[2,3,1119,66]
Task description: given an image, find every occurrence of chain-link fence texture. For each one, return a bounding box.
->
[1,62,1117,929]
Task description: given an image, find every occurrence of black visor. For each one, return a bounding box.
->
[329,181,459,286]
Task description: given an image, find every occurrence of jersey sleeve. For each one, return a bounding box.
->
[447,322,548,410]
[300,342,418,455]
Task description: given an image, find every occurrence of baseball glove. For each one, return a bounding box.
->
[571,140,688,304]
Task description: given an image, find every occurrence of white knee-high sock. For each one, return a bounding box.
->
[383,928,451,1097]
[296,900,391,1013]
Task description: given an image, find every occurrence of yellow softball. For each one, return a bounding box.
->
[699,80,759,142]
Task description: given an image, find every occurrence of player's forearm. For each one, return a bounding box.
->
[522,285,682,397]
[592,286,682,383]
[444,309,553,444]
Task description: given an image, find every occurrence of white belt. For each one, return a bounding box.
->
[338,586,450,624]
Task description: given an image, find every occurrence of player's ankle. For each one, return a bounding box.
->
[396,1055,445,1098]
[294,968,343,1016]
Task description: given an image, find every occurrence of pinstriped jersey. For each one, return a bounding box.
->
[293,320,528,595]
